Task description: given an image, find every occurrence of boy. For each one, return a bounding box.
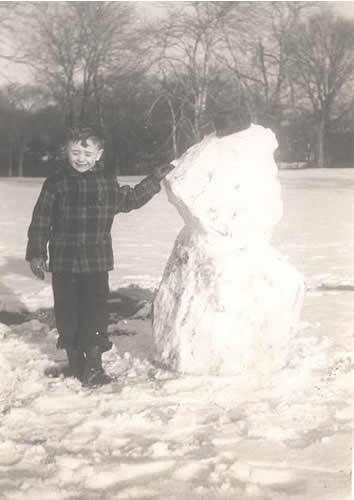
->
[26,126,173,386]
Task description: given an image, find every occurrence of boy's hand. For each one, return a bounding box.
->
[30,257,48,280]
[152,163,175,181]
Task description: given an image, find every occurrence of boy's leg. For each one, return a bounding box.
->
[52,273,79,350]
[51,273,85,378]
[77,271,112,353]
[77,272,112,386]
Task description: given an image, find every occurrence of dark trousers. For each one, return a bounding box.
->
[52,272,112,352]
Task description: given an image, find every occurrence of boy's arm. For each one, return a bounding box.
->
[25,178,56,263]
[115,163,174,213]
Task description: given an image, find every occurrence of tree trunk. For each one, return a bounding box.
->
[165,98,177,159]
[80,68,90,125]
[316,116,326,168]
[194,85,208,142]
[93,75,105,133]
[18,140,25,177]
[65,92,75,128]
[8,140,13,177]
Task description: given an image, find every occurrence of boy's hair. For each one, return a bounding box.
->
[66,126,104,149]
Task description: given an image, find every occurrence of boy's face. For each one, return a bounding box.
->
[67,139,103,173]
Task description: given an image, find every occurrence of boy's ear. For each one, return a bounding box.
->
[96,149,104,161]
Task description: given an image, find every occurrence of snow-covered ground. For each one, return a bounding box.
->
[0,169,352,500]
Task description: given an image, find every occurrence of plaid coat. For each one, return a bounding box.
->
[25,163,161,273]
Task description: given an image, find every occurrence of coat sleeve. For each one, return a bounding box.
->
[25,178,56,262]
[115,175,161,214]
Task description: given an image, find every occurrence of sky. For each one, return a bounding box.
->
[333,0,354,17]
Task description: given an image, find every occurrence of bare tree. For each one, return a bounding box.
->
[148,92,178,158]
[287,10,354,167]
[0,2,31,82]
[71,2,138,128]
[4,83,46,176]
[219,2,316,128]
[23,3,81,126]
[23,2,137,128]
[147,1,234,145]
[0,3,21,60]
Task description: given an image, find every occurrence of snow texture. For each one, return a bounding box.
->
[153,125,304,375]
[0,170,352,499]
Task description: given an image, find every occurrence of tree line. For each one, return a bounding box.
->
[0,1,354,176]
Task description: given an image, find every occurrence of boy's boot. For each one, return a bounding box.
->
[82,345,112,387]
[66,348,86,380]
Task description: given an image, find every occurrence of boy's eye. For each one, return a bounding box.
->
[70,150,95,157]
